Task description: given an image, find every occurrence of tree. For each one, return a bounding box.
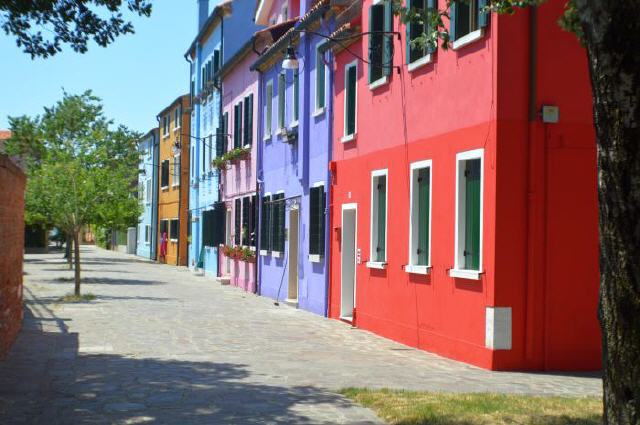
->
[396,0,639,422]
[0,0,152,58]
[6,91,141,295]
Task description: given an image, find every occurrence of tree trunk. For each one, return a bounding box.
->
[73,230,81,296]
[576,1,640,423]
[66,233,73,269]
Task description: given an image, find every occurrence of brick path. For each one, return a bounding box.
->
[0,246,601,424]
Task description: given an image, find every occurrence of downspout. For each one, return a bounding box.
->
[218,15,225,278]
[156,115,162,262]
[176,100,182,267]
[257,70,264,296]
[185,53,193,267]
[324,41,334,318]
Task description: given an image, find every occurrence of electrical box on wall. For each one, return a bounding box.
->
[542,105,560,123]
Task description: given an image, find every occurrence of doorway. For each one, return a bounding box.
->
[225,208,232,275]
[287,207,299,302]
[341,204,357,321]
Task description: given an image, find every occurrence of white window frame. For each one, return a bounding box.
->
[260,191,272,256]
[450,148,484,280]
[174,107,181,131]
[145,178,152,204]
[145,224,151,244]
[367,169,388,269]
[309,181,326,263]
[406,160,432,275]
[271,190,285,258]
[264,79,273,141]
[172,153,181,187]
[278,73,286,132]
[169,217,179,242]
[314,45,327,115]
[342,60,358,142]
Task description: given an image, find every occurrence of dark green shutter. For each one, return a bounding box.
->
[383,0,393,76]
[309,187,319,255]
[234,199,241,245]
[319,186,326,255]
[261,195,271,251]
[417,168,430,265]
[367,5,374,83]
[223,112,229,152]
[449,1,457,41]
[426,0,436,53]
[202,211,209,247]
[273,193,285,252]
[212,202,226,246]
[242,197,250,246]
[243,96,250,146]
[278,74,285,128]
[376,176,387,262]
[464,159,481,270]
[317,51,325,109]
[237,102,243,149]
[346,65,357,136]
[251,194,257,247]
[477,0,488,28]
[293,72,299,122]
[405,0,412,64]
[246,94,253,145]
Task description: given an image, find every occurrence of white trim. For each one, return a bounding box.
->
[313,107,326,118]
[341,203,358,320]
[452,28,484,50]
[290,120,299,128]
[265,79,273,139]
[453,148,484,275]
[272,251,282,258]
[408,54,433,72]
[315,45,327,112]
[370,169,388,264]
[308,254,322,263]
[343,59,358,140]
[405,265,430,275]
[368,76,388,91]
[312,181,325,188]
[449,268,482,280]
[408,159,432,269]
[260,249,270,256]
[366,261,387,270]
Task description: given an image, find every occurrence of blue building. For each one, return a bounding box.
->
[185,0,261,276]
[252,0,334,315]
[136,128,160,260]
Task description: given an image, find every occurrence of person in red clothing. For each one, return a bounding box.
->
[159,232,168,263]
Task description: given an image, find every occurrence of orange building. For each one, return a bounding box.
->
[157,95,191,266]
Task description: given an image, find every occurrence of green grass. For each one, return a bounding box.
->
[58,293,96,303]
[339,389,602,425]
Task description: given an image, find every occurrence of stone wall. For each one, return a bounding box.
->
[0,154,25,358]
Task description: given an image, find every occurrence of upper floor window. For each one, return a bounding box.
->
[243,94,254,146]
[161,159,169,189]
[264,80,273,140]
[406,0,435,66]
[172,154,180,187]
[278,73,286,130]
[234,101,243,149]
[309,183,326,261]
[292,70,299,125]
[174,106,181,129]
[163,116,170,137]
[368,0,393,85]
[343,61,358,141]
[315,46,326,112]
[450,0,488,48]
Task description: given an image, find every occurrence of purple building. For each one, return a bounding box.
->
[252,0,334,315]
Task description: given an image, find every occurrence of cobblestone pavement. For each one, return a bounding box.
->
[1,246,601,424]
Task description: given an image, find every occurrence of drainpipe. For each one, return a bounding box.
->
[176,99,182,267]
[324,43,334,318]
[156,115,162,262]
[218,15,225,278]
[185,54,193,267]
[257,70,264,296]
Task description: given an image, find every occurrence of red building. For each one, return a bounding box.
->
[328,0,601,370]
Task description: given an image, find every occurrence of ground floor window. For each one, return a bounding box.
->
[370,169,388,264]
[169,219,179,242]
[309,183,326,257]
[453,149,483,275]
[409,160,431,269]
[234,199,241,245]
[261,193,272,252]
[272,192,285,253]
[145,225,151,244]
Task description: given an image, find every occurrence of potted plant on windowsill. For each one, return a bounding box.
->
[212,157,227,170]
[240,247,256,263]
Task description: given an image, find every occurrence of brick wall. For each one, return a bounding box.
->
[0,154,25,358]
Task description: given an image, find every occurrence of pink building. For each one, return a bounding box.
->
[218,41,260,292]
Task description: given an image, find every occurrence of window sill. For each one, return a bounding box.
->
[405,265,430,275]
[170,239,178,243]
[243,144,252,149]
[369,76,389,91]
[276,127,286,136]
[313,107,326,118]
[290,120,299,128]
[162,134,170,140]
[173,126,181,132]
[272,251,282,258]
[449,268,482,280]
[407,54,433,72]
[171,183,180,188]
[161,186,169,191]
[260,250,269,256]
[341,133,356,143]
[452,28,484,50]
[309,254,323,263]
[263,134,272,142]
[366,261,387,270]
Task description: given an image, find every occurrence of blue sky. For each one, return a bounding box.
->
[0,1,198,134]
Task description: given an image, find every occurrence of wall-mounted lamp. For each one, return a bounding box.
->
[282,46,299,70]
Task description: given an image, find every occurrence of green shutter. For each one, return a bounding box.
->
[449,1,457,41]
[261,195,271,250]
[251,194,257,247]
[237,102,243,149]
[212,202,226,246]
[278,194,286,252]
[316,50,326,109]
[309,187,319,255]
[235,199,241,245]
[464,159,481,270]
[367,5,374,83]
[478,0,488,28]
[319,185,326,255]
[383,0,393,76]
[278,74,285,129]
[233,104,239,149]
[247,94,253,145]
[266,84,272,135]
[242,197,250,246]
[293,71,299,122]
[346,65,357,136]
[417,168,430,265]
[376,176,387,262]
[405,0,412,64]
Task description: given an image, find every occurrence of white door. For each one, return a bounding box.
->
[341,204,357,320]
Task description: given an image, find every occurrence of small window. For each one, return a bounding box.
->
[309,184,326,257]
[368,0,393,84]
[272,193,285,253]
[161,159,170,188]
[234,102,243,149]
[169,219,179,242]
[261,194,272,252]
[408,161,431,269]
[278,73,286,130]
[242,196,251,246]
[451,0,488,42]
[243,94,253,146]
[344,61,358,139]
[453,150,483,276]
[174,107,181,128]
[213,49,221,83]
[172,155,180,187]
[406,0,433,64]
[265,80,273,139]
[292,71,299,124]
[234,199,241,245]
[370,170,388,264]
[145,225,151,244]
[160,219,169,238]
[315,47,326,111]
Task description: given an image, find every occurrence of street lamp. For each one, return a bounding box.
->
[282,46,299,70]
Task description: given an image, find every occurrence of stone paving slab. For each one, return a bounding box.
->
[0,246,601,424]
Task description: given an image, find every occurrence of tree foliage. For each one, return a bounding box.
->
[0,0,152,58]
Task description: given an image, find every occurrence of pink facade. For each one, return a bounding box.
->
[220,48,259,292]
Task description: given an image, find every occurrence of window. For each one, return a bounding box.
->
[145,225,151,244]
[202,134,207,174]
[218,112,228,155]
[315,46,326,111]
[265,80,273,139]
[260,194,272,253]
[406,0,435,65]
[213,49,220,84]
[368,0,393,85]
[161,159,170,188]
[190,79,195,103]
[243,94,253,146]
[451,149,483,279]
[272,192,285,253]
[292,71,299,124]
[451,0,488,45]
[369,170,388,266]
[163,115,170,136]
[169,219,179,242]
[242,196,251,246]
[191,145,195,178]
[145,179,151,203]
[408,161,431,273]
[278,73,286,130]
[309,184,325,260]
[172,155,180,186]
[160,219,169,238]
[234,199,241,245]
[344,61,358,140]
[174,106,181,129]
[234,102,243,149]
[202,203,226,247]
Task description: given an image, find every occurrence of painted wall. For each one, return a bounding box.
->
[136,129,159,260]
[221,51,259,292]
[328,0,600,370]
[257,22,333,315]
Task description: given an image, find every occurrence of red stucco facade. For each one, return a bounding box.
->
[328,0,601,370]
